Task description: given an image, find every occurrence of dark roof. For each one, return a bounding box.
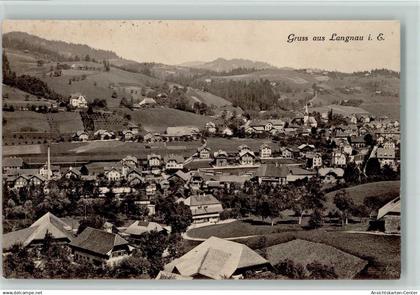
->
[184,159,212,170]
[186,194,221,206]
[256,164,288,178]
[288,167,317,176]
[69,227,129,256]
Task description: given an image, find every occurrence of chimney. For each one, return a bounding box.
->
[47,145,51,180]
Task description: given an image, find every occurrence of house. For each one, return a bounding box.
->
[255,164,288,185]
[287,167,317,182]
[122,129,137,141]
[162,236,270,279]
[147,154,162,175]
[69,227,132,267]
[350,114,358,124]
[123,221,165,241]
[282,147,300,159]
[213,150,229,167]
[238,150,256,166]
[69,93,88,109]
[259,143,272,159]
[146,183,157,196]
[343,145,353,155]
[62,167,81,179]
[303,105,318,128]
[3,212,74,251]
[246,119,285,134]
[134,97,157,108]
[94,129,114,140]
[306,152,323,168]
[121,155,138,168]
[73,130,89,142]
[182,194,224,224]
[105,167,122,182]
[126,168,143,185]
[298,144,315,154]
[164,154,184,170]
[29,174,47,186]
[376,148,396,168]
[187,172,205,191]
[196,146,211,159]
[383,141,396,149]
[377,197,400,234]
[143,132,161,143]
[350,136,366,148]
[39,164,60,179]
[318,167,345,184]
[331,151,347,167]
[12,175,29,189]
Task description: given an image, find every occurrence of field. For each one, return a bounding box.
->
[128,107,215,132]
[3,111,50,133]
[187,221,302,239]
[310,104,370,116]
[185,88,231,108]
[324,181,400,212]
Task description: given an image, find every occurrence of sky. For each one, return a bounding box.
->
[2,20,400,73]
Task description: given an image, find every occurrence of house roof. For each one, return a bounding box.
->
[164,236,269,279]
[265,239,367,279]
[164,154,185,163]
[256,164,288,178]
[288,167,317,176]
[184,159,213,170]
[318,167,345,178]
[184,194,221,206]
[69,227,129,256]
[3,157,24,168]
[169,170,191,182]
[239,150,256,158]
[214,150,228,158]
[3,212,74,250]
[124,221,164,236]
[377,197,401,220]
[139,97,156,105]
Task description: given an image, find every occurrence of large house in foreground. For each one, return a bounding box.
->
[161,236,270,279]
[69,227,132,267]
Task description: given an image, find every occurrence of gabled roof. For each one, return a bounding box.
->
[184,194,221,206]
[124,221,164,236]
[377,197,401,220]
[318,167,344,178]
[256,164,288,178]
[164,154,185,163]
[288,167,317,176]
[239,150,256,158]
[3,212,74,250]
[69,227,129,256]
[139,97,156,105]
[164,236,269,279]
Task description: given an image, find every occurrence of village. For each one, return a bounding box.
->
[2,98,401,280]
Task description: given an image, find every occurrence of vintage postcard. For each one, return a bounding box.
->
[1,20,400,280]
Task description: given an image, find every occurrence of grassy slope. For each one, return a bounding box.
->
[186,88,231,108]
[324,181,400,212]
[128,107,214,132]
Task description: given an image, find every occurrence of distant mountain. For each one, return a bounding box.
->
[181,58,275,72]
[3,31,119,61]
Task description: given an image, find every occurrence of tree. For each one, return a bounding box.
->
[108,254,151,279]
[343,162,360,184]
[365,158,381,177]
[308,209,323,229]
[77,215,105,234]
[3,244,36,279]
[364,133,374,146]
[156,197,192,233]
[85,54,91,62]
[333,190,354,225]
[80,165,89,176]
[306,262,338,279]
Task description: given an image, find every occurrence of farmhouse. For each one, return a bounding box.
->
[105,167,122,182]
[3,212,75,251]
[121,155,138,168]
[238,150,256,166]
[126,168,143,185]
[166,126,200,140]
[287,167,317,182]
[246,119,285,134]
[123,221,165,241]
[376,148,396,168]
[74,130,89,142]
[182,194,224,224]
[331,151,347,167]
[306,152,323,168]
[205,122,217,134]
[281,147,300,159]
[213,150,229,167]
[62,167,81,180]
[69,93,88,109]
[255,163,288,185]
[259,143,272,159]
[163,236,270,279]
[137,97,157,108]
[164,154,185,170]
[69,227,132,267]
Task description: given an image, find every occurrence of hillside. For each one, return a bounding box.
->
[181,58,275,72]
[127,107,214,133]
[3,31,119,61]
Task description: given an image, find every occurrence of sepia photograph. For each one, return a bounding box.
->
[1,20,400,280]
